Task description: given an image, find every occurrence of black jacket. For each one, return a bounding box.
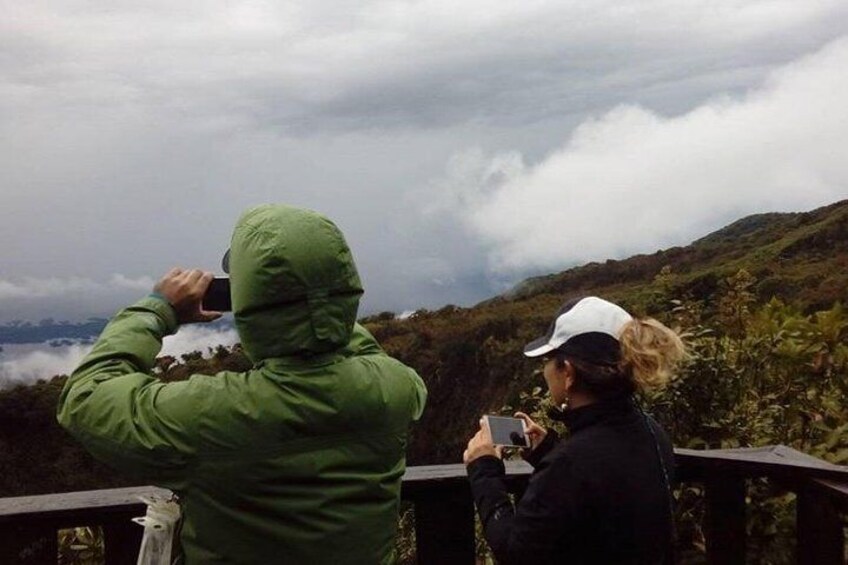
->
[467,396,675,564]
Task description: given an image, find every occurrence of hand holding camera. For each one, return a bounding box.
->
[154,268,224,324]
[514,412,547,451]
[463,413,549,466]
[463,417,502,465]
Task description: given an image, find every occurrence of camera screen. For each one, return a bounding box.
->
[486,416,529,447]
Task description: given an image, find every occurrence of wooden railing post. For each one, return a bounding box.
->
[414,482,475,564]
[704,475,746,565]
[103,512,144,565]
[796,481,845,565]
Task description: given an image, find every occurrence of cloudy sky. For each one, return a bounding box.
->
[2,0,848,324]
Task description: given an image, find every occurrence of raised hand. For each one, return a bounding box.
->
[153,268,222,325]
[514,411,547,451]
[463,417,503,465]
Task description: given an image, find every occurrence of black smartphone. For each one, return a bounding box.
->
[203,277,232,312]
[484,415,529,447]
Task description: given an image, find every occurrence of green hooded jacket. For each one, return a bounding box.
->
[57,205,427,564]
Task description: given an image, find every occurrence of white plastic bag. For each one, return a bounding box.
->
[133,495,181,565]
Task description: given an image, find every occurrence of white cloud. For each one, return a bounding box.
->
[0,277,101,300]
[0,280,29,300]
[160,325,239,358]
[110,274,157,291]
[0,275,151,301]
[0,325,240,388]
[441,37,848,273]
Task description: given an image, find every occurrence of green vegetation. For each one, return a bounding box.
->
[2,199,847,563]
[58,527,103,564]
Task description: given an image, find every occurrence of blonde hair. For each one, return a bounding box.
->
[618,318,687,392]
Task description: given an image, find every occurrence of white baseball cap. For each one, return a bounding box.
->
[523,296,633,359]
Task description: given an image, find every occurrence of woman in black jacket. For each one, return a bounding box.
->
[464,296,685,564]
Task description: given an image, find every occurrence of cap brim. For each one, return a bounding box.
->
[523,337,555,358]
[222,249,230,274]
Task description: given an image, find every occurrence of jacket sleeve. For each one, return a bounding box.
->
[56,295,199,490]
[354,322,427,422]
[467,451,581,564]
[408,368,427,421]
[522,429,559,468]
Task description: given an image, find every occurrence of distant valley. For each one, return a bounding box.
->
[0,319,107,345]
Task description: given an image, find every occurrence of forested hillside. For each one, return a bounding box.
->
[2,199,847,561]
[504,198,848,310]
[366,199,848,464]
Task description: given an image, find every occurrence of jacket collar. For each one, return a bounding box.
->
[256,323,384,371]
[549,394,638,434]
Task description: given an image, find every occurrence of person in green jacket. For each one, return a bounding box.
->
[57,204,428,564]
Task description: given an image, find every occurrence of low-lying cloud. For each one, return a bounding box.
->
[0,344,92,389]
[439,37,848,273]
[159,325,239,359]
[0,324,239,389]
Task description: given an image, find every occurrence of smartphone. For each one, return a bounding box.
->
[483,415,529,448]
[202,277,232,312]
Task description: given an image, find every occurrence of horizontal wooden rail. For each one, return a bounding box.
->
[1,446,846,564]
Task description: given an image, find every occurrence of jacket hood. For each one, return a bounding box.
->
[229,204,363,361]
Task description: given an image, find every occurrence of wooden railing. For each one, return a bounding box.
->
[1,445,846,564]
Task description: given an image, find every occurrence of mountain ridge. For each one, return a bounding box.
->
[484,198,848,312]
